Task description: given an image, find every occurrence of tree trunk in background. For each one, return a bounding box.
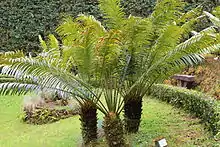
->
[124,96,143,133]
[103,113,125,147]
[79,100,98,145]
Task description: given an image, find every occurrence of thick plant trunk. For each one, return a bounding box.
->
[124,96,142,133]
[79,100,97,145]
[103,113,125,147]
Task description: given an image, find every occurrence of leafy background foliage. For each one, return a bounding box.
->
[1,0,219,53]
[0,0,102,53]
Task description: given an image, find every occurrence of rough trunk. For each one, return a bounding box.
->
[79,100,98,145]
[103,113,125,147]
[124,96,142,133]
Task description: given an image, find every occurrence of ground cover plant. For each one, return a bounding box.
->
[0,95,219,147]
[0,0,220,146]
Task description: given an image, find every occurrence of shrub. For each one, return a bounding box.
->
[23,107,78,125]
[149,84,220,135]
[0,0,102,53]
[22,94,78,124]
[1,0,219,53]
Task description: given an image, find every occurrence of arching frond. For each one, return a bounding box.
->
[174,53,204,67]
[199,43,220,54]
[204,11,220,27]
[151,0,185,33]
[77,14,106,35]
[0,82,40,96]
[1,58,98,100]
[128,23,219,97]
[176,6,202,25]
[0,51,24,66]
[99,0,125,29]
[56,16,80,46]
[38,35,47,51]
[38,34,61,59]
[48,34,59,51]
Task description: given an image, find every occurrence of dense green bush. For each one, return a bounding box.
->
[121,0,156,17]
[0,0,157,53]
[184,0,219,12]
[0,0,219,53]
[149,84,220,135]
[0,0,102,53]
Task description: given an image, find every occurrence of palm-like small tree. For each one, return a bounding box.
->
[99,0,220,133]
[122,3,220,133]
[38,32,100,145]
[0,13,127,146]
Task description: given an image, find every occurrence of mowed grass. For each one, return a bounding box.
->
[0,95,81,147]
[0,95,218,147]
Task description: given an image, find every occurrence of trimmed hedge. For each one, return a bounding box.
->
[0,0,102,53]
[0,0,156,53]
[149,84,220,135]
[1,0,219,53]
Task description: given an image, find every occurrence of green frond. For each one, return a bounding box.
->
[174,26,217,52]
[151,0,185,32]
[152,24,184,59]
[0,82,40,96]
[0,74,17,83]
[0,51,24,66]
[213,6,220,18]
[56,16,80,46]
[204,11,220,27]
[199,43,220,55]
[176,6,202,25]
[38,34,61,60]
[128,25,219,97]
[56,14,109,82]
[123,16,153,52]
[174,53,204,67]
[99,0,125,29]
[38,35,48,51]
[48,34,59,51]
[77,14,106,35]
[1,58,95,99]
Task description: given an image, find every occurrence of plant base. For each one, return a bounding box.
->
[103,114,125,147]
[79,101,98,145]
[124,96,143,133]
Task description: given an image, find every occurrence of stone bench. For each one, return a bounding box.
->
[172,74,195,89]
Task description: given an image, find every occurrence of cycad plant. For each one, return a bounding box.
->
[122,1,220,133]
[42,17,104,145]
[0,15,103,145]
[99,0,220,133]
[0,13,127,146]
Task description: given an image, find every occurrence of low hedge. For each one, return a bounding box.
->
[149,84,219,135]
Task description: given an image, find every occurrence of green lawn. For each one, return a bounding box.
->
[0,95,218,147]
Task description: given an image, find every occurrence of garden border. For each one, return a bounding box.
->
[149,84,219,135]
